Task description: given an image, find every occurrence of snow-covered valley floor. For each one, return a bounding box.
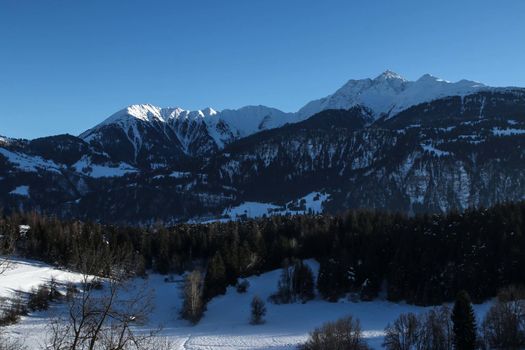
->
[1,259,492,349]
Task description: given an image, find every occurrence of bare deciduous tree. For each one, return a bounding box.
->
[0,330,26,350]
[300,315,371,350]
[383,313,419,350]
[45,247,159,350]
[0,223,21,276]
[383,307,453,350]
[0,225,27,350]
[481,285,525,349]
[180,270,204,324]
[417,306,453,350]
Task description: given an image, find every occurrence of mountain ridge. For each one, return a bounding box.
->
[2,72,525,224]
[73,70,495,162]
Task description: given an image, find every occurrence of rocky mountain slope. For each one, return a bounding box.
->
[1,72,525,224]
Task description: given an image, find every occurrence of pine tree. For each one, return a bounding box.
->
[154,230,171,274]
[238,240,254,276]
[452,290,477,350]
[204,252,227,301]
[250,295,266,325]
[292,260,315,302]
[247,223,266,267]
[274,259,292,303]
[317,258,343,301]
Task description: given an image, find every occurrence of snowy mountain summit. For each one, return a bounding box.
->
[79,71,491,154]
[80,103,296,156]
[297,70,487,119]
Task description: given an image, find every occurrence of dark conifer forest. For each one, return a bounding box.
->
[2,201,525,306]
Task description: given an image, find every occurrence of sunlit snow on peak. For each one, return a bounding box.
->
[374,70,407,82]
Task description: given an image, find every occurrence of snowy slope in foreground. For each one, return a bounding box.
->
[3,259,493,350]
[0,258,84,298]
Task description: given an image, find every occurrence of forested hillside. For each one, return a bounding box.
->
[2,201,525,306]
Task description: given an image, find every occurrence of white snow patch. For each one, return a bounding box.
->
[150,162,168,170]
[9,185,29,197]
[492,127,525,136]
[169,171,192,179]
[87,163,137,178]
[18,225,30,235]
[0,148,62,173]
[222,192,330,221]
[224,202,282,220]
[197,192,330,223]
[72,156,137,178]
[0,258,84,299]
[420,144,450,157]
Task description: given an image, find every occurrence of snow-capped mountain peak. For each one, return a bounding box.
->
[297,71,489,119]
[79,72,499,157]
[374,70,407,82]
[103,104,164,124]
[93,104,221,129]
[417,73,446,83]
[79,103,295,158]
[202,107,218,116]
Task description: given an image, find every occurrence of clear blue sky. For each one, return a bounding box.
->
[1,0,524,139]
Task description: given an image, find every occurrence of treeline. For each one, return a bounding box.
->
[2,201,525,305]
[302,287,525,350]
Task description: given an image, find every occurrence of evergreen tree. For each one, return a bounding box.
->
[317,258,344,302]
[8,202,525,309]
[451,290,477,350]
[250,295,266,325]
[292,260,315,302]
[204,252,227,301]
[238,240,254,276]
[274,259,292,303]
[154,229,171,274]
[221,240,240,285]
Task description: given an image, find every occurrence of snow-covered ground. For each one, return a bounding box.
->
[72,156,137,178]
[420,143,451,157]
[9,185,30,197]
[0,147,63,174]
[1,259,492,350]
[0,258,85,299]
[193,192,330,223]
[491,127,525,136]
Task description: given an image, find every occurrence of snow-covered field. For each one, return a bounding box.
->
[193,192,330,223]
[72,156,138,178]
[0,258,85,298]
[1,259,492,350]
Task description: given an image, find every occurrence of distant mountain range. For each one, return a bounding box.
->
[2,71,525,224]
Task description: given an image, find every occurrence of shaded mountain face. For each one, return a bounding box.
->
[2,72,525,224]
